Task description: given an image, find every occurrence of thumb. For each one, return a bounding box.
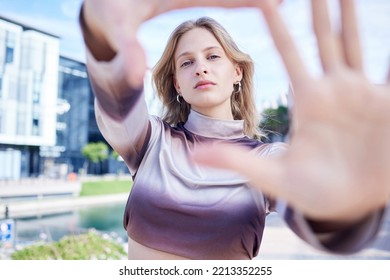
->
[192,142,287,199]
[117,34,147,89]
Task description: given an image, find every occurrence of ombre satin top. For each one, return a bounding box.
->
[124,110,280,259]
[81,23,385,259]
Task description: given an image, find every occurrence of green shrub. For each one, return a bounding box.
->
[11,231,127,260]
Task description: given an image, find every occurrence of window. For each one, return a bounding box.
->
[5,47,14,64]
[5,31,16,64]
[16,112,26,135]
[32,118,40,136]
[32,76,41,104]
[0,76,3,98]
[0,111,3,134]
[32,91,40,103]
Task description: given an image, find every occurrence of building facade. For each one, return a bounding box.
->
[55,55,118,176]
[53,56,90,176]
[0,16,59,180]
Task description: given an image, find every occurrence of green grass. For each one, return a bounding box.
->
[80,180,133,196]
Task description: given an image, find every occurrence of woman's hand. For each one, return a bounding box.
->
[81,0,281,88]
[193,0,390,223]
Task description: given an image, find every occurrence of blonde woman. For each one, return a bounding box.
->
[80,0,389,260]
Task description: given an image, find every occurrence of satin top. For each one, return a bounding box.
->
[123,110,286,259]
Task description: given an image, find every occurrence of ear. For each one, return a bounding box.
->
[234,64,243,82]
[173,76,181,93]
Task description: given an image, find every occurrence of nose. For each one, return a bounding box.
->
[195,63,208,76]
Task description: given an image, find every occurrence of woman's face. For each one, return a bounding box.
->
[173,28,242,119]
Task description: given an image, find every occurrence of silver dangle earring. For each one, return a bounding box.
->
[176,95,181,104]
[234,81,241,94]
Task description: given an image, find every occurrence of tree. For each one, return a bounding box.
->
[110,150,120,161]
[260,105,290,142]
[111,149,126,176]
[81,142,109,174]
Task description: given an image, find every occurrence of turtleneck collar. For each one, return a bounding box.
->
[184,110,245,139]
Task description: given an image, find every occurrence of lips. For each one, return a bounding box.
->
[194,80,216,89]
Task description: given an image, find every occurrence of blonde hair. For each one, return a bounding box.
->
[152,17,262,138]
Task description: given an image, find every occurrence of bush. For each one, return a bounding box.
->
[11,231,127,260]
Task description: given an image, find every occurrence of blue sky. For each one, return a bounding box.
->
[0,0,389,106]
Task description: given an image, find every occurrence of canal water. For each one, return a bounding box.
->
[13,203,128,246]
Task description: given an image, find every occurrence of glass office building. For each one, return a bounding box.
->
[56,55,111,175]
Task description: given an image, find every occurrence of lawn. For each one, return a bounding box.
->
[80,180,133,196]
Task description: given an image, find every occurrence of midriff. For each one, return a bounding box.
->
[127,237,191,260]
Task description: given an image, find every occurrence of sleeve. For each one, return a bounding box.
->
[263,142,386,254]
[79,5,151,176]
[276,201,386,254]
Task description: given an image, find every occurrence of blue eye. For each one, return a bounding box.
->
[208,55,220,60]
[180,61,192,67]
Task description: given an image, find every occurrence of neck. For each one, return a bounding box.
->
[191,105,234,121]
[184,109,245,139]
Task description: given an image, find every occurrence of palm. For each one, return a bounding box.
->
[193,1,390,222]
[280,73,390,219]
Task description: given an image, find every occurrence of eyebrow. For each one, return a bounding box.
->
[176,46,222,61]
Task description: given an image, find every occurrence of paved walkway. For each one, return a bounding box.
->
[0,193,128,219]
[255,212,390,260]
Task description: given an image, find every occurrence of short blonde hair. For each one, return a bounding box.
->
[152,17,262,138]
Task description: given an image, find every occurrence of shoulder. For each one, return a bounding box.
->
[253,141,288,158]
[149,115,177,133]
[148,115,189,140]
[234,137,288,157]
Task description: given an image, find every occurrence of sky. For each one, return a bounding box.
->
[0,0,389,108]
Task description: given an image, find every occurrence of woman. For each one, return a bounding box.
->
[80,0,389,259]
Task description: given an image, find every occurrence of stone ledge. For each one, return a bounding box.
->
[0,181,81,198]
[0,193,128,219]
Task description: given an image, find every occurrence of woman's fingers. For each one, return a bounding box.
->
[312,0,363,72]
[311,0,343,72]
[340,0,363,71]
[259,2,310,89]
[120,37,147,89]
[162,0,283,12]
